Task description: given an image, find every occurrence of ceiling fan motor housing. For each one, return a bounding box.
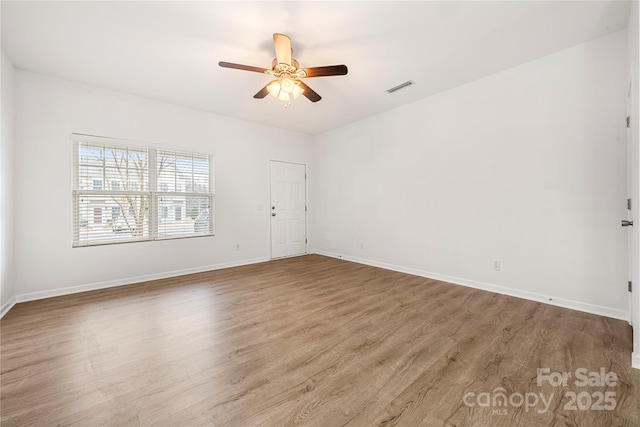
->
[271,58,300,70]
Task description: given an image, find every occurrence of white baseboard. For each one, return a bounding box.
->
[311,250,629,321]
[0,296,16,319]
[15,257,270,304]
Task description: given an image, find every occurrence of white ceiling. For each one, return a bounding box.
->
[1,1,631,135]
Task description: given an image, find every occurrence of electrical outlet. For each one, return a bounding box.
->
[236,244,240,251]
[360,242,364,250]
[492,259,501,271]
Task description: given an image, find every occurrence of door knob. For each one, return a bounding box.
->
[272,213,276,217]
[621,220,633,227]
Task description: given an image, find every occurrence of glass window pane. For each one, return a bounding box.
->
[76,194,150,245]
[157,195,211,237]
[104,147,127,168]
[78,144,104,166]
[77,166,104,191]
[157,150,210,194]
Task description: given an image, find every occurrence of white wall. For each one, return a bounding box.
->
[628,1,640,369]
[13,71,312,298]
[311,30,629,320]
[1,48,15,315]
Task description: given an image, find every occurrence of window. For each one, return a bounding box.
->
[111,206,121,220]
[93,207,102,224]
[156,149,212,238]
[73,136,214,247]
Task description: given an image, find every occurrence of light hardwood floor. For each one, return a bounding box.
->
[1,255,638,426]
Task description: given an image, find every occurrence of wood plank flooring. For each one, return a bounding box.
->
[1,254,638,426]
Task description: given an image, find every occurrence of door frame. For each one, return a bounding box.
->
[269,160,308,259]
[630,67,640,369]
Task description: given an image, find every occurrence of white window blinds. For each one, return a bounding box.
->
[156,150,213,238]
[72,136,214,247]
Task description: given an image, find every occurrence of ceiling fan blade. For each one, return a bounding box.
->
[273,33,292,66]
[301,65,348,78]
[218,61,268,73]
[298,81,321,102]
[253,84,270,99]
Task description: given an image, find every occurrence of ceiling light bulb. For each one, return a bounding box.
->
[267,80,281,98]
[277,92,290,102]
[281,77,295,94]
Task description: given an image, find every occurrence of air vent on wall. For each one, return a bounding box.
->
[386,80,414,93]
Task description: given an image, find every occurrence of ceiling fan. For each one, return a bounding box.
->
[219,33,348,105]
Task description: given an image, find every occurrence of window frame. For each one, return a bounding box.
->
[72,135,215,247]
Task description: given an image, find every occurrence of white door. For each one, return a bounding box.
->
[270,161,307,258]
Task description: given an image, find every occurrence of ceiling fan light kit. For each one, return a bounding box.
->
[219,33,348,107]
[267,79,303,103]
